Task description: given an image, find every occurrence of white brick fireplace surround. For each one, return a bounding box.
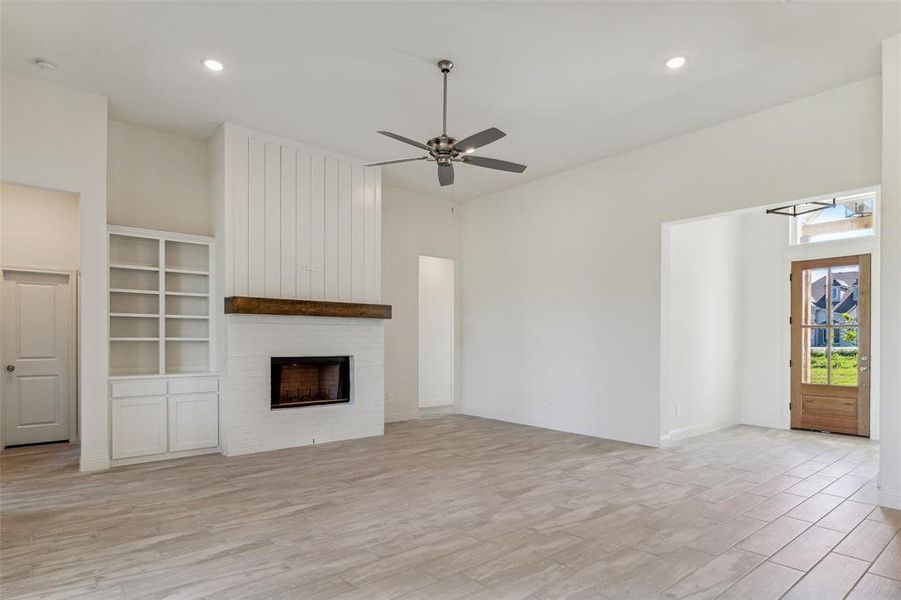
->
[221,315,385,456]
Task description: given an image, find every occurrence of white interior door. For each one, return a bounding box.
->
[2,269,73,446]
[418,256,455,408]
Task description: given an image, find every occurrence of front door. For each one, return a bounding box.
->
[791,255,870,436]
[1,269,73,446]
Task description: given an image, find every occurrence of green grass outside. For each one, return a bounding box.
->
[809,350,858,386]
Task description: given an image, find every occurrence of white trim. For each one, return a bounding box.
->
[659,420,736,446]
[879,488,901,510]
[385,408,421,423]
[107,224,214,245]
[79,454,111,472]
[110,446,219,468]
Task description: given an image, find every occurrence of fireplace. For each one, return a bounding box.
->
[270,356,351,409]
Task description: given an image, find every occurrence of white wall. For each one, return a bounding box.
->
[879,35,901,509]
[1,71,109,470]
[461,77,881,447]
[418,256,455,408]
[381,186,462,422]
[660,214,743,441]
[108,120,210,236]
[738,210,789,429]
[1,183,80,271]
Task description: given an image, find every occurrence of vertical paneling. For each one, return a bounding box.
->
[375,168,382,301]
[363,167,378,302]
[280,147,297,298]
[338,162,353,301]
[264,143,281,298]
[309,154,326,300]
[324,157,340,299]
[223,127,381,303]
[296,151,312,298]
[351,164,365,301]
[247,138,266,296]
[231,134,249,295]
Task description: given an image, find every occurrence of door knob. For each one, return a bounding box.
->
[5,365,14,372]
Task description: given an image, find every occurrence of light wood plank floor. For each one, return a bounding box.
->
[1,416,899,599]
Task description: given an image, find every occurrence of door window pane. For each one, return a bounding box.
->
[803,328,829,385]
[830,265,860,325]
[804,268,829,325]
[831,333,859,387]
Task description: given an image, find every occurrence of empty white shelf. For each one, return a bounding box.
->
[165,291,209,297]
[110,263,160,272]
[165,267,209,275]
[110,288,160,295]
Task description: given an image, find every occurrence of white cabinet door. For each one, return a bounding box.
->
[112,396,167,458]
[169,393,218,452]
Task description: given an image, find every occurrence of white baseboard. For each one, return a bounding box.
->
[879,488,901,510]
[79,454,110,472]
[386,408,421,423]
[659,420,737,446]
[110,447,220,468]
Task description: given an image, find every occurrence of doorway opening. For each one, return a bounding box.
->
[1,182,80,448]
[660,186,880,443]
[418,255,455,413]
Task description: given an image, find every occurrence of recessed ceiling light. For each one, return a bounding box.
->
[665,56,687,70]
[34,58,57,71]
[202,58,224,72]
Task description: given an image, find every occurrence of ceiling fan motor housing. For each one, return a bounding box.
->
[428,135,458,160]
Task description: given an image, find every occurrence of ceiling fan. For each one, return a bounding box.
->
[366,59,527,187]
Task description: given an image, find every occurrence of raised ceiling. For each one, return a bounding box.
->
[3,1,899,201]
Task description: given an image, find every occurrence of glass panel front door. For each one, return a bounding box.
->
[791,255,870,437]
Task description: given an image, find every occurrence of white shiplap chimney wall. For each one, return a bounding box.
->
[210,123,386,456]
[220,124,381,303]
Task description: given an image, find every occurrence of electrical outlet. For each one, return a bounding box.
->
[675,405,681,418]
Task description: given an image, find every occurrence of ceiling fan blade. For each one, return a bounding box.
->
[453,127,506,152]
[365,156,427,167]
[377,130,431,152]
[462,155,527,173]
[437,163,454,187]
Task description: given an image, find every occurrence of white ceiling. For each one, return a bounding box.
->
[3,1,899,201]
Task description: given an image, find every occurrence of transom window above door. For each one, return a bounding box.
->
[792,191,876,245]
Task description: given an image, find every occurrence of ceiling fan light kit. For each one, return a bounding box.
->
[367,59,527,187]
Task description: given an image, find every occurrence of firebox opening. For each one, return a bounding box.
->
[270,356,351,409]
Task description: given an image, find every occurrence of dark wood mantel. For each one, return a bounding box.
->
[224,296,392,319]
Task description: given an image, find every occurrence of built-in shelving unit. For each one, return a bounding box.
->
[108,226,214,377]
